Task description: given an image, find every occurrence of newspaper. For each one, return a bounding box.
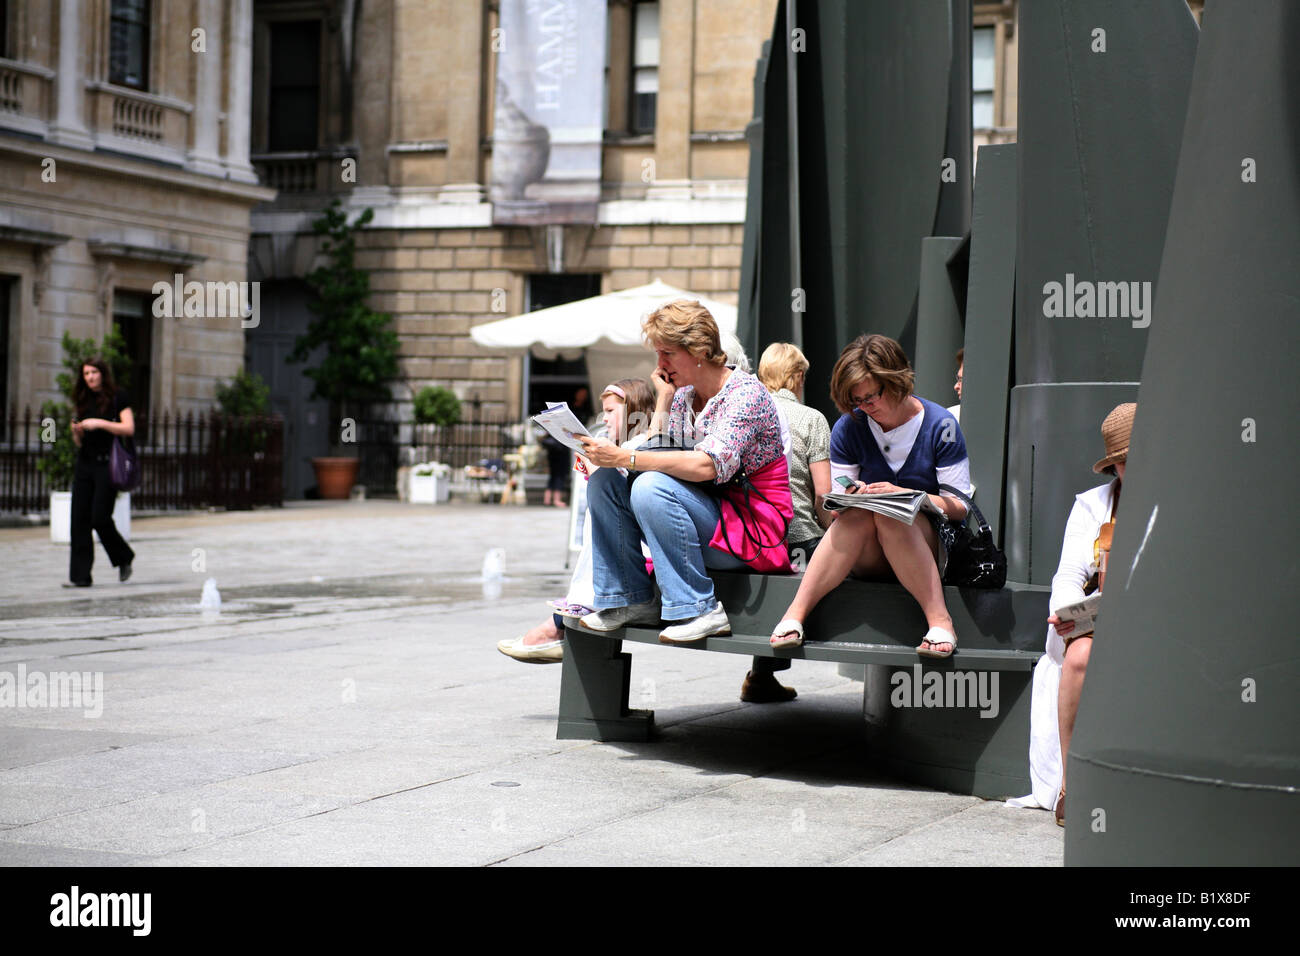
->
[1054,592,1102,638]
[821,488,944,526]
[531,402,591,453]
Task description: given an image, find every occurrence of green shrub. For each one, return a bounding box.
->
[413,386,461,426]
[216,369,271,417]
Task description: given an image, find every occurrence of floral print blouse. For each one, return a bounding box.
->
[666,368,785,484]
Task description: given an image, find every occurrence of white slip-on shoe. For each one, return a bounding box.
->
[580,599,662,632]
[497,636,564,663]
[658,602,731,644]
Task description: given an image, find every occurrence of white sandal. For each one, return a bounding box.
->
[916,625,957,659]
[770,618,805,649]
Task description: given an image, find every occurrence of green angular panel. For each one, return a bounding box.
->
[1067,0,1300,864]
[1015,0,1197,385]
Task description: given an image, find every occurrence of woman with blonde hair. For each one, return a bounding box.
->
[577,299,792,644]
[742,342,832,702]
[768,334,971,656]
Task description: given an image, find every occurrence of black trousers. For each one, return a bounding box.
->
[69,456,135,584]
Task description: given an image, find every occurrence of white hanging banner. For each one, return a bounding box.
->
[492,0,607,225]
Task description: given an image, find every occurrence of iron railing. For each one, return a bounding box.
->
[0,408,284,512]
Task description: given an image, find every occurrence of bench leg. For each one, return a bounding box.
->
[556,627,654,741]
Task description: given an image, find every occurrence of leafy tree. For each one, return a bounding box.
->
[288,201,400,450]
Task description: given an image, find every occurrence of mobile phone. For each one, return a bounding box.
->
[835,475,855,489]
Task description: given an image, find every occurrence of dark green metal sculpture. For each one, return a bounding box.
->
[739,0,971,422]
[1066,0,1300,864]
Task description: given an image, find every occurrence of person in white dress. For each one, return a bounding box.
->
[1024,402,1135,826]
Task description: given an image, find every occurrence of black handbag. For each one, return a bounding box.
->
[935,483,1006,589]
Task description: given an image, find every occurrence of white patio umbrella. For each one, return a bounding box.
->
[470,278,739,403]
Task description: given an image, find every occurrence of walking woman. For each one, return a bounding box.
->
[65,359,135,587]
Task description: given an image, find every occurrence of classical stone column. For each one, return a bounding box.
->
[189,0,227,177]
[223,0,258,183]
[440,0,485,202]
[49,0,94,149]
[649,0,693,199]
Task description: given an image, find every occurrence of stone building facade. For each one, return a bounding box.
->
[0,0,1034,499]
[0,0,271,426]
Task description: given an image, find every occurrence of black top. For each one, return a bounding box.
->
[76,388,131,459]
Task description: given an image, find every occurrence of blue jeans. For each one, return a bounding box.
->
[588,468,748,620]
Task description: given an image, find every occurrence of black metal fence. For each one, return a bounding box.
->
[0,407,284,512]
[354,398,517,496]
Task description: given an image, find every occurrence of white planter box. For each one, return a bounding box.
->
[50,491,131,544]
[409,472,449,504]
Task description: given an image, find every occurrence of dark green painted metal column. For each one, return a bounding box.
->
[1006,0,1198,585]
[913,236,968,405]
[1067,0,1300,864]
[960,144,1017,538]
[737,0,969,422]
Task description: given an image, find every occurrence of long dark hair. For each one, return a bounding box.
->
[73,358,116,416]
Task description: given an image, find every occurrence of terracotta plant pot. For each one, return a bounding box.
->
[312,457,360,499]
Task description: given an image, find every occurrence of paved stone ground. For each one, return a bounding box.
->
[0,501,1063,866]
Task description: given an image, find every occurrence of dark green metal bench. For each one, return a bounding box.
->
[557,570,1050,799]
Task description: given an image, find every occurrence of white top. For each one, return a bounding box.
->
[1020,478,1119,810]
[1045,479,1118,663]
[831,403,973,498]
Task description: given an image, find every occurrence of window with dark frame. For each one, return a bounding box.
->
[972,25,996,129]
[109,0,150,90]
[268,20,322,152]
[112,292,152,425]
[630,0,659,134]
[1,0,9,61]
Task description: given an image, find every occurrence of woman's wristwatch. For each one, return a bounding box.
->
[628,453,636,472]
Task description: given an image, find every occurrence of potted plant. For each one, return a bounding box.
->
[40,329,133,542]
[288,201,400,499]
[407,386,460,503]
[409,461,451,503]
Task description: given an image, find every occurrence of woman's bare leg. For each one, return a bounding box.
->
[1057,635,1092,789]
[775,510,888,637]
[874,517,954,649]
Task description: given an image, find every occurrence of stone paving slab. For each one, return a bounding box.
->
[0,501,1064,866]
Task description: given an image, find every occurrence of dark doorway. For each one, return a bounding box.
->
[244,280,329,498]
[525,273,601,419]
[112,291,153,422]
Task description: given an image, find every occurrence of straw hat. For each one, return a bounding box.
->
[1093,403,1137,474]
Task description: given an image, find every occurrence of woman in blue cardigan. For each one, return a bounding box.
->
[769,335,972,657]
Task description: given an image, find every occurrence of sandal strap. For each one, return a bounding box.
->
[771,618,804,641]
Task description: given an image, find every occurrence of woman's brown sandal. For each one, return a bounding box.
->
[1054,787,1066,827]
